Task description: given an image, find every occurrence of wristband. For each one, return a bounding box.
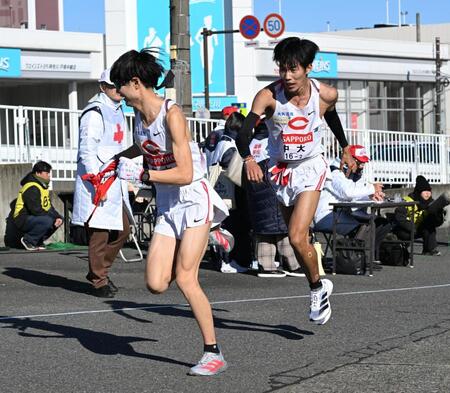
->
[140,170,151,184]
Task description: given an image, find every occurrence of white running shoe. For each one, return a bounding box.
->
[209,228,235,252]
[220,260,247,273]
[189,351,228,376]
[309,279,333,325]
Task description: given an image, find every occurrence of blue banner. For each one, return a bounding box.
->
[0,48,21,78]
[310,52,338,79]
[136,0,226,97]
[190,0,225,94]
[136,0,171,70]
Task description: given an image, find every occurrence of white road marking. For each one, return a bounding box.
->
[1,283,450,321]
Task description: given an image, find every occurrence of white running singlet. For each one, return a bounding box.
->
[266,78,324,163]
[133,99,228,238]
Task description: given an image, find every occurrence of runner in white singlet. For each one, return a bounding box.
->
[235,37,358,326]
[109,49,228,376]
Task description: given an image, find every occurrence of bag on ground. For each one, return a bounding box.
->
[379,234,410,266]
[334,238,366,275]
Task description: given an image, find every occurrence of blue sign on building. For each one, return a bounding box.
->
[0,48,21,78]
[192,95,237,112]
[190,0,226,95]
[137,0,171,70]
[310,52,338,79]
[136,0,227,104]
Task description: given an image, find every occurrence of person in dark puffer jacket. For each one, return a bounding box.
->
[394,175,450,256]
[245,121,303,278]
[13,161,63,251]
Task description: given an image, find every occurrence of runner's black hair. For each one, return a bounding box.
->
[110,48,165,89]
[273,37,319,70]
[224,112,245,134]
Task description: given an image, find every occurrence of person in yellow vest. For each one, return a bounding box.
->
[394,175,450,256]
[14,161,63,251]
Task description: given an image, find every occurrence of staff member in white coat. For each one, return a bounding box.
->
[72,68,132,298]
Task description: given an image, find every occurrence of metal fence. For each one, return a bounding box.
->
[1,104,449,185]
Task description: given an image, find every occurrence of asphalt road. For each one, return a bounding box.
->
[1,241,450,393]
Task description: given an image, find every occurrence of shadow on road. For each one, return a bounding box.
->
[105,300,314,341]
[0,317,191,367]
[3,267,92,295]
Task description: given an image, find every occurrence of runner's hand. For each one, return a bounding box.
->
[245,159,264,183]
[340,146,357,177]
[117,157,143,181]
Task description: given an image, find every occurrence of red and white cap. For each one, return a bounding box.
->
[221,106,238,117]
[349,145,369,163]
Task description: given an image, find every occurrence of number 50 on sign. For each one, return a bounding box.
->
[263,13,285,39]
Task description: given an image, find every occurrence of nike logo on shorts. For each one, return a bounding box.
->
[153,131,161,136]
[193,218,203,223]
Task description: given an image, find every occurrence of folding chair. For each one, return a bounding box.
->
[119,184,157,263]
[132,185,157,245]
[311,229,333,258]
[119,209,144,263]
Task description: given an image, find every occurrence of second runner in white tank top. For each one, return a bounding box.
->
[266,78,324,163]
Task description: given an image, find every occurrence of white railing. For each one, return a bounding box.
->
[1,104,449,185]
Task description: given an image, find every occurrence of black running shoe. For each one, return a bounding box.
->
[91,284,115,298]
[108,278,119,293]
[257,270,286,278]
[283,267,306,277]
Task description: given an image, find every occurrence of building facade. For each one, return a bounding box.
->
[0,0,449,134]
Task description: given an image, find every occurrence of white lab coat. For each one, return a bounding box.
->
[72,93,132,230]
[314,163,375,224]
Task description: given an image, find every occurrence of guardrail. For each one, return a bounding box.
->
[1,104,449,185]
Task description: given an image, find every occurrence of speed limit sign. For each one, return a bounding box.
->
[263,13,285,39]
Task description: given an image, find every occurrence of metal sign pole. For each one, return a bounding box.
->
[201,28,210,110]
[201,27,245,110]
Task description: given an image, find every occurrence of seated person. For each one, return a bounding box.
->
[13,161,63,251]
[203,106,239,167]
[393,175,450,256]
[314,145,384,235]
[246,121,304,278]
[313,145,389,259]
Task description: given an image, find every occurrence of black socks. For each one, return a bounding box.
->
[204,343,220,354]
[310,280,323,291]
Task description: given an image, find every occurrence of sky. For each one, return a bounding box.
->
[61,0,450,35]
[63,0,105,34]
[254,0,450,33]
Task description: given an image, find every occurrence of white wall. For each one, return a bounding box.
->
[0,27,104,80]
[323,23,450,45]
[104,0,138,66]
